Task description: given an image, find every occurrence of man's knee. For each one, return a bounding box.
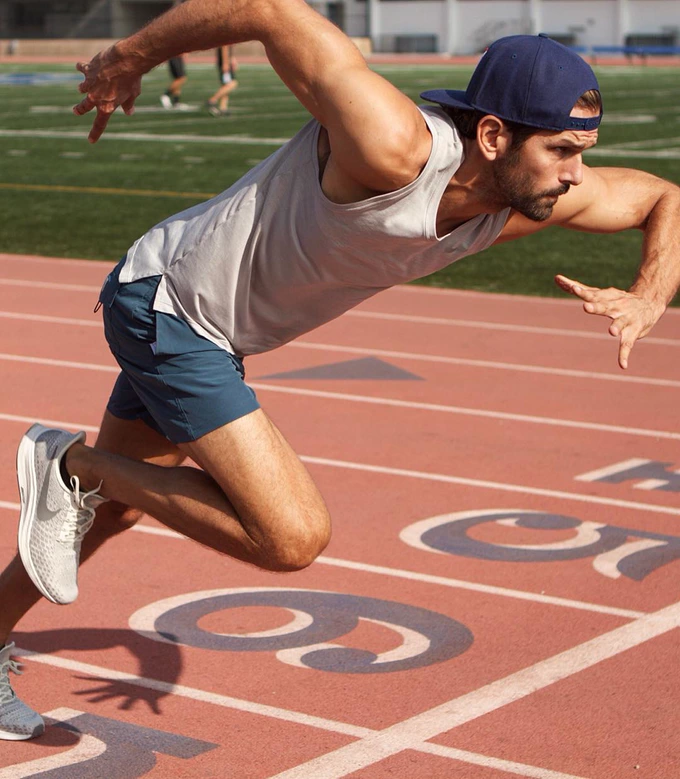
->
[260,510,332,572]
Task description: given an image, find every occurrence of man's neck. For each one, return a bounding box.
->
[435,141,507,235]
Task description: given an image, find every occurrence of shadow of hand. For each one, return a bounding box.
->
[72,675,166,714]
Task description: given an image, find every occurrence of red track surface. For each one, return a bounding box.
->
[0,252,679,778]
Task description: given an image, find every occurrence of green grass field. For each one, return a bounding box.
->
[1,60,679,300]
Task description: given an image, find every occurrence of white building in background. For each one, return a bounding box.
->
[331,0,680,54]
[1,0,679,55]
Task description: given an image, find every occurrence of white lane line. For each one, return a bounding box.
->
[391,284,680,315]
[0,310,101,327]
[0,401,678,518]
[302,455,680,516]
[13,647,367,737]
[290,341,680,388]
[0,258,676,324]
[0,350,677,440]
[2,408,676,517]
[251,383,680,441]
[0,352,117,372]
[315,556,644,619]
[412,746,588,779]
[129,526,644,619]
[0,410,100,432]
[345,309,680,347]
[575,458,652,482]
[2,308,677,388]
[12,649,587,779]
[0,254,115,269]
[0,485,645,620]
[0,278,100,292]
[269,598,680,778]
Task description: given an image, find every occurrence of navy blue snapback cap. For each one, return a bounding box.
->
[421,34,602,132]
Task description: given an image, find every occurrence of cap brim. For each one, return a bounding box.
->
[420,89,474,110]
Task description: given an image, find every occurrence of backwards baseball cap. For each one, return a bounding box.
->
[421,34,602,132]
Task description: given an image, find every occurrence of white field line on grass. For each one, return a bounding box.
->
[597,135,680,150]
[270,597,680,778]
[0,129,290,145]
[0,349,679,439]
[0,306,679,388]
[10,652,586,779]
[0,350,678,440]
[3,125,679,159]
[587,148,680,159]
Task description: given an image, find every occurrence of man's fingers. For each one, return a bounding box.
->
[88,107,114,144]
[555,274,586,295]
[554,275,601,302]
[618,338,634,370]
[73,95,96,115]
[615,320,644,370]
[121,96,136,116]
[583,298,623,317]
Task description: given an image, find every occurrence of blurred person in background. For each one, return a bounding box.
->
[160,54,188,109]
[207,45,238,116]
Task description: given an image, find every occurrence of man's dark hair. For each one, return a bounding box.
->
[441,89,602,150]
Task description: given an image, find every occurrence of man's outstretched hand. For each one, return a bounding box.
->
[73,46,143,143]
[555,274,665,370]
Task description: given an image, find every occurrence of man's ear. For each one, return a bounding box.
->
[476,115,512,161]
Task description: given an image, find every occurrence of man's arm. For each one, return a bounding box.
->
[74,0,431,193]
[498,166,680,369]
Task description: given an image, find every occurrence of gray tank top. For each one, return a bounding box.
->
[121,106,510,356]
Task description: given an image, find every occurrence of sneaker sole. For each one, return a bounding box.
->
[17,423,60,604]
[0,722,45,740]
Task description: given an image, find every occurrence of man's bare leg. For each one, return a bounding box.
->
[0,412,186,646]
[64,408,332,572]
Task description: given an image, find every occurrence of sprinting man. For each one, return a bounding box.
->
[159,54,188,109]
[207,45,238,116]
[0,0,678,740]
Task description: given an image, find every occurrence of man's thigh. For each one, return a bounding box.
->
[179,408,331,552]
[95,410,186,468]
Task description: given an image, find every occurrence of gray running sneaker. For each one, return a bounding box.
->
[0,643,44,740]
[17,424,106,605]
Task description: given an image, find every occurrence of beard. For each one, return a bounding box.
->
[492,150,570,222]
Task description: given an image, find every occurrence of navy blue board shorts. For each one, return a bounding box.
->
[98,259,260,444]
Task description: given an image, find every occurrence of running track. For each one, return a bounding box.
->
[0,251,678,778]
